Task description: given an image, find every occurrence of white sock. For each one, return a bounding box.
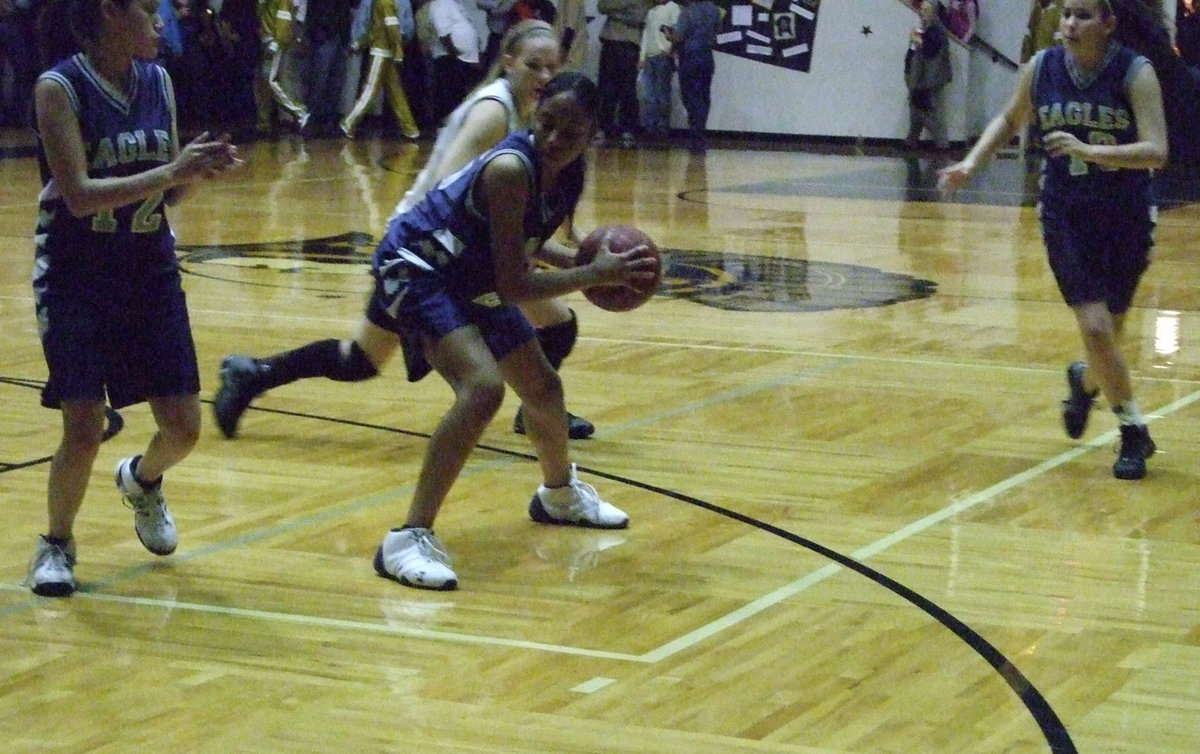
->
[1114,400,1145,426]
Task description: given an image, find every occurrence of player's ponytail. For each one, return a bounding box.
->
[1107,0,1200,167]
[36,0,82,70]
[1108,0,1176,76]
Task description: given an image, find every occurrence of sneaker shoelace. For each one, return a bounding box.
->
[566,480,603,516]
[412,530,453,568]
[122,485,166,514]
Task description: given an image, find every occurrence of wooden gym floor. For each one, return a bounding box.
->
[1,131,1199,753]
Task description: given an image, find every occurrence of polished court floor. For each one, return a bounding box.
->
[1,131,1199,753]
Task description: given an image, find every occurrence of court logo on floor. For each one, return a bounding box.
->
[178,233,937,312]
[177,232,376,297]
[661,248,936,312]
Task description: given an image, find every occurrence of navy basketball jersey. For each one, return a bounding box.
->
[1032,43,1152,209]
[375,130,586,301]
[32,54,178,307]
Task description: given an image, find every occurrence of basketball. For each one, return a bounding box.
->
[575,226,662,312]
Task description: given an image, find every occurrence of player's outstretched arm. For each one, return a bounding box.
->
[939,61,1036,195]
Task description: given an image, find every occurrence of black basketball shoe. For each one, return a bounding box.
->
[513,406,595,440]
[1113,424,1156,480]
[213,355,263,439]
[1061,361,1098,439]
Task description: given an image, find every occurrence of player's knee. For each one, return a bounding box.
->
[1076,312,1116,343]
[173,416,202,451]
[330,342,380,382]
[461,374,507,422]
[158,406,202,451]
[61,409,106,451]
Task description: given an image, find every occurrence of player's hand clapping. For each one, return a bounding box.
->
[173,132,243,184]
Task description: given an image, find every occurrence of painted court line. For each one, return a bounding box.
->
[0,583,643,661]
[5,381,1196,666]
[638,387,1200,663]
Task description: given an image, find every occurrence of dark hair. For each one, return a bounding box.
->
[537,71,598,121]
[1108,0,1178,75]
[37,0,136,70]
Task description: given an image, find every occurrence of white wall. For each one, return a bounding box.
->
[574,0,1029,142]
[562,0,1177,141]
[706,0,971,139]
[977,0,1031,63]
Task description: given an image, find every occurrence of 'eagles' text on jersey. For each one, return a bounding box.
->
[1032,43,1152,209]
[32,54,178,308]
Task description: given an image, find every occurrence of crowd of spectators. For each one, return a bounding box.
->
[0,0,722,144]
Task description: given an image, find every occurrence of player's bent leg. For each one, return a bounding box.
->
[374,328,500,592]
[214,322,396,438]
[402,326,506,531]
[145,393,202,473]
[119,393,200,557]
[513,300,594,439]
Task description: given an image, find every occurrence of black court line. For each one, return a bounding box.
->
[0,378,123,472]
[211,402,1076,754]
[1,380,1074,751]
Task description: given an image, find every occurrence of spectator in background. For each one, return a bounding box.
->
[1023,0,1063,61]
[1178,0,1200,66]
[512,0,554,23]
[0,0,39,126]
[596,0,653,146]
[1019,0,1062,154]
[476,0,516,68]
[214,0,262,137]
[943,0,976,43]
[671,0,719,153]
[417,0,481,124]
[157,0,184,63]
[172,0,209,127]
[637,0,678,141]
[340,0,372,114]
[553,0,588,70]
[256,0,311,134]
[302,0,353,136]
[402,0,433,130]
[340,0,421,138]
[903,0,951,150]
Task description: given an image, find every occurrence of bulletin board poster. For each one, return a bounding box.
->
[714,0,820,72]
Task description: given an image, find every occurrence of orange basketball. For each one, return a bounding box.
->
[575,226,662,312]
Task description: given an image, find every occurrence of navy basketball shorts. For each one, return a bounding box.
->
[1041,202,1154,315]
[366,264,536,383]
[39,276,200,409]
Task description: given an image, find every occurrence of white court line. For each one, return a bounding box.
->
[640,387,1200,663]
[5,374,1198,665]
[8,389,1197,663]
[0,584,645,662]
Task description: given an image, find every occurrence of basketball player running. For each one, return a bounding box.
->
[26,0,241,596]
[215,21,600,440]
[373,72,653,589]
[938,0,1169,479]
